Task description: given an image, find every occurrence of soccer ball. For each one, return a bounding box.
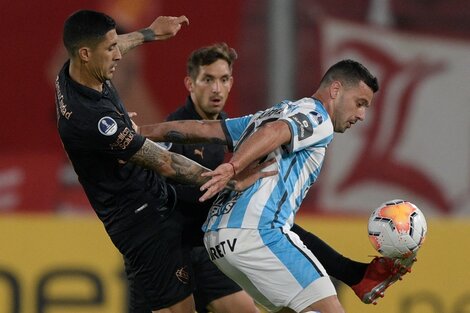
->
[368,199,427,258]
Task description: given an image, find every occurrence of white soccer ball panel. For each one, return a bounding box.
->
[368,199,427,258]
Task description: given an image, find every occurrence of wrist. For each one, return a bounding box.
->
[228,161,237,176]
[138,28,156,42]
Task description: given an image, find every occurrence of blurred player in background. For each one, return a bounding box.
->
[166,43,258,313]
[139,59,415,312]
[55,10,272,313]
[127,42,260,313]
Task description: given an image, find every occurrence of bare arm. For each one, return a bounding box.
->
[129,139,211,186]
[199,121,291,199]
[229,121,291,174]
[118,15,189,55]
[129,139,275,195]
[139,120,227,145]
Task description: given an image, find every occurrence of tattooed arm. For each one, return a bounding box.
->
[118,15,189,55]
[129,139,211,186]
[139,120,227,145]
[128,139,276,199]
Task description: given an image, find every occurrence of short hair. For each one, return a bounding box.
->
[187,43,238,80]
[319,59,379,93]
[63,10,116,57]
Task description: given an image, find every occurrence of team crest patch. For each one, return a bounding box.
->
[175,266,190,284]
[98,116,117,136]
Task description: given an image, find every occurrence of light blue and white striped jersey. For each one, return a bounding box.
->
[202,97,334,231]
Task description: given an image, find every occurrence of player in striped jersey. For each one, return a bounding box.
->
[139,60,411,312]
[202,97,332,232]
[200,59,377,313]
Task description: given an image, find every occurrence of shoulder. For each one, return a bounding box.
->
[166,105,191,121]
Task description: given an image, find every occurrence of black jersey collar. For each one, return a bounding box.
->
[63,60,109,101]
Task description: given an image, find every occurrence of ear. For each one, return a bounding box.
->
[329,81,341,99]
[184,76,193,92]
[227,76,234,91]
[78,47,91,62]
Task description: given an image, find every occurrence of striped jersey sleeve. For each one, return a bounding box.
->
[203,97,334,231]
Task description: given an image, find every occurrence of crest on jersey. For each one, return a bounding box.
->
[98,116,118,136]
[310,111,323,125]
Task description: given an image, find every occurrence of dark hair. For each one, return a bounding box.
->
[63,10,116,57]
[187,43,238,80]
[319,59,379,93]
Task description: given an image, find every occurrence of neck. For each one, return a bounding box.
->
[69,59,103,92]
[312,90,333,118]
[196,106,218,120]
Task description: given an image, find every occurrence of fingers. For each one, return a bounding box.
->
[257,158,276,169]
[199,182,225,202]
[176,15,189,26]
[200,175,229,192]
[201,163,233,179]
[199,189,215,202]
[258,170,278,179]
[128,112,137,118]
[150,15,189,40]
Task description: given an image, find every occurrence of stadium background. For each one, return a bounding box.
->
[1,0,469,312]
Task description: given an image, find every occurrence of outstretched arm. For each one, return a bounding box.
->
[139,120,227,145]
[129,139,211,186]
[118,15,189,55]
[129,139,276,194]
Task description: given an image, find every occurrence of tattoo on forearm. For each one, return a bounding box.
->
[130,140,168,170]
[130,140,210,186]
[170,153,209,185]
[164,131,189,143]
[138,28,156,42]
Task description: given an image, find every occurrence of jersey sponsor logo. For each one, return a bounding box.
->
[98,116,118,136]
[55,77,72,120]
[257,105,285,119]
[110,127,134,150]
[207,190,242,219]
[208,238,237,261]
[290,113,313,140]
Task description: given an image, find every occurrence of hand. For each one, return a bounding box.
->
[199,159,278,202]
[149,15,189,40]
[199,163,234,201]
[128,112,140,134]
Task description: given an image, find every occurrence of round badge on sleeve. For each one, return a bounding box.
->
[98,116,118,136]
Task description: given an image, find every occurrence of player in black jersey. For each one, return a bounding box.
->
[166,44,258,313]
[55,11,273,313]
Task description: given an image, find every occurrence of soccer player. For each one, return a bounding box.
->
[166,43,259,313]
[139,59,415,312]
[55,10,272,313]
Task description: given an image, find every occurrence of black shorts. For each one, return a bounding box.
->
[123,244,242,313]
[111,209,193,311]
[190,246,243,313]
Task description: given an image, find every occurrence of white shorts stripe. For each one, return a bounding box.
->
[204,228,336,312]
